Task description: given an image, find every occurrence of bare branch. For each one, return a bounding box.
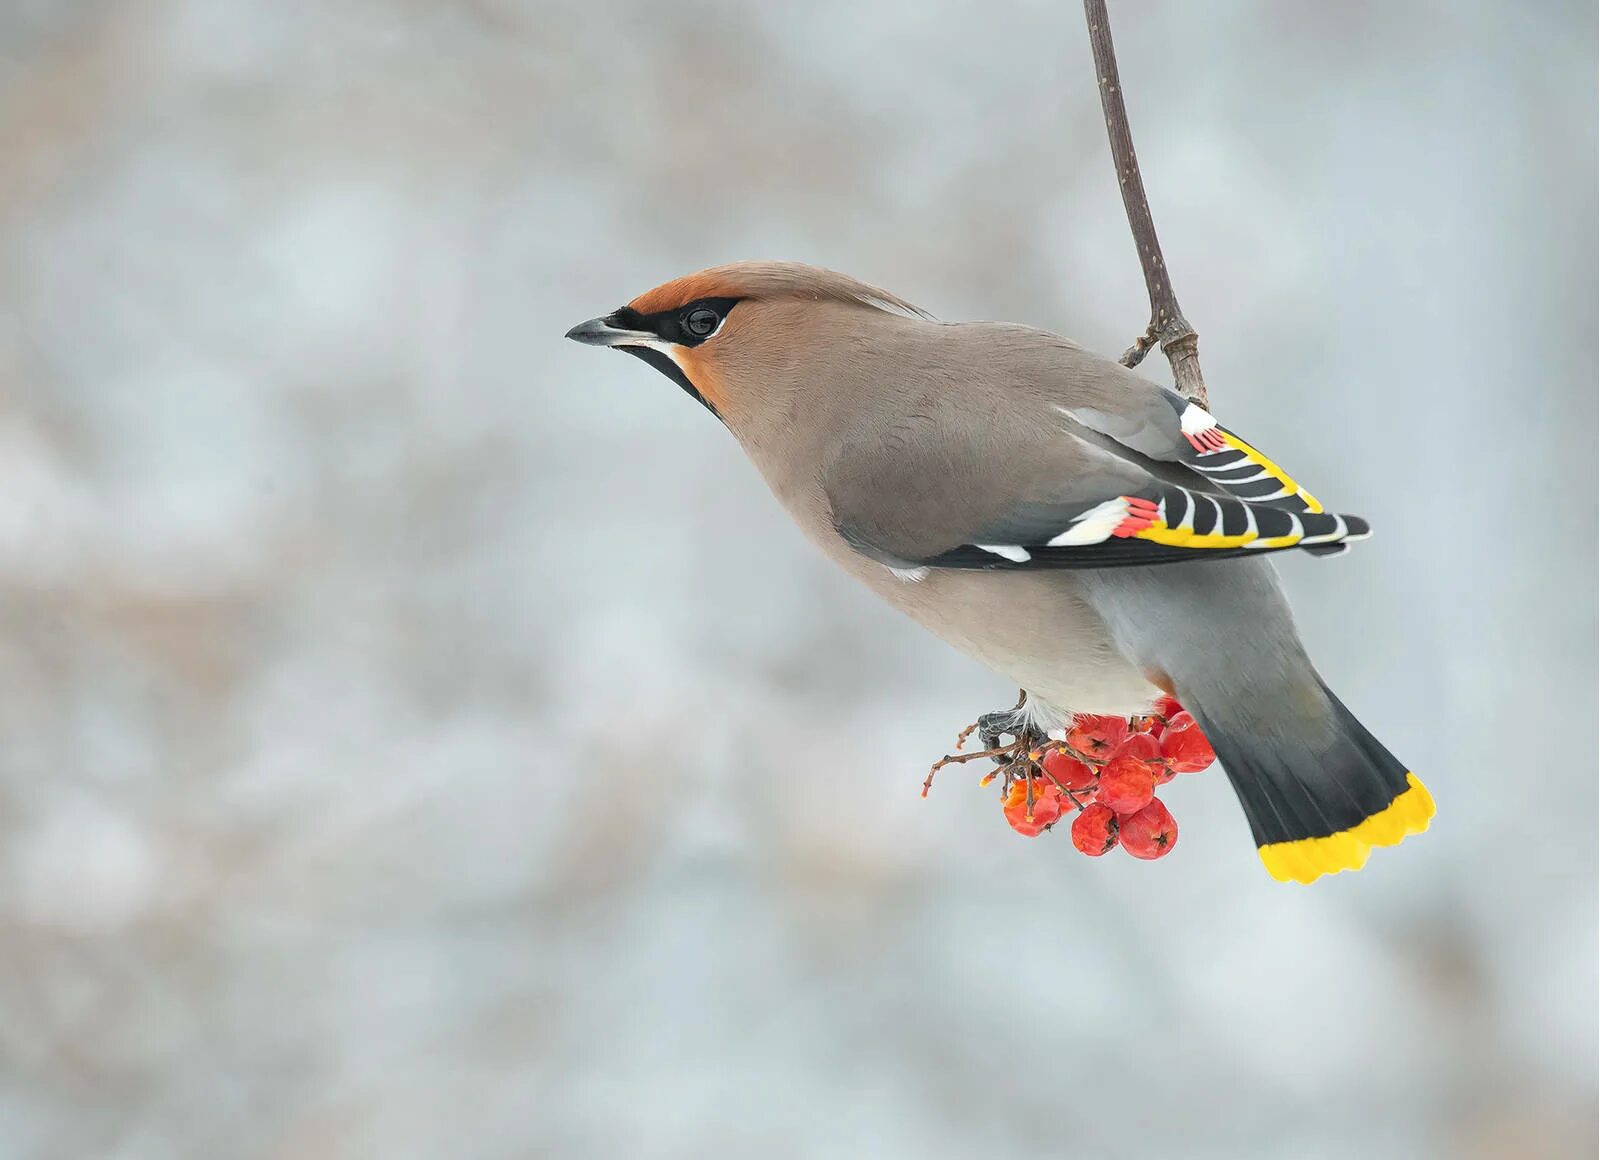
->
[1083,0,1209,409]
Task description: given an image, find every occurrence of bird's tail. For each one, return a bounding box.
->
[1179,677,1435,884]
[1077,560,1434,884]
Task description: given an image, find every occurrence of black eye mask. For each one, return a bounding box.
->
[611,298,740,348]
[599,298,740,418]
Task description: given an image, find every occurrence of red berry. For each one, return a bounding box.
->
[1160,711,1217,773]
[1002,778,1063,837]
[1066,714,1130,763]
[1138,695,1184,739]
[1096,749,1155,814]
[1070,803,1120,856]
[1040,747,1095,791]
[1111,729,1175,784]
[1118,798,1178,859]
[1110,732,1161,763]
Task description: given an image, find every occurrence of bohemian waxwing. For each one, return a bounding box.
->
[567,262,1433,883]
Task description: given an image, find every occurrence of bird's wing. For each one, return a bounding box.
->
[1051,361,1326,515]
[822,401,1368,572]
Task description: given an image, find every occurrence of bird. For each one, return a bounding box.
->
[566,261,1433,884]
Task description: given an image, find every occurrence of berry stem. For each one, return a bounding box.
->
[1035,763,1094,812]
[923,741,1024,797]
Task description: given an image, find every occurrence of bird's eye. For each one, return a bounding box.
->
[683,306,720,338]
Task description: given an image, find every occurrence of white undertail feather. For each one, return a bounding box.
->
[1020,694,1070,736]
[887,565,930,582]
[1021,690,1162,737]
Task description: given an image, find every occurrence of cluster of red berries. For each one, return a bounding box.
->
[997,696,1216,861]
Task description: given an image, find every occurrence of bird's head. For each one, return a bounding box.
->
[565,261,927,422]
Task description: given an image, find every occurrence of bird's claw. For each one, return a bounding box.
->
[928,690,1055,796]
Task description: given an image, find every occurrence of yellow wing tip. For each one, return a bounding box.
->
[1259,774,1435,885]
[1218,431,1325,514]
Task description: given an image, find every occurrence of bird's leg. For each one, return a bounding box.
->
[978,707,1024,755]
[928,691,1128,811]
[928,690,1060,798]
[954,689,1029,759]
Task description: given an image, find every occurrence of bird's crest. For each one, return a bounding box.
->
[628,261,932,320]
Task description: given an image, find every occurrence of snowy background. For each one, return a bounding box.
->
[0,1,1594,1157]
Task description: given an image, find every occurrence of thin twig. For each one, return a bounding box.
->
[1036,764,1093,813]
[1083,0,1209,409]
[922,742,1022,797]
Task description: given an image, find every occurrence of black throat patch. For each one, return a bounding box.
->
[619,344,720,418]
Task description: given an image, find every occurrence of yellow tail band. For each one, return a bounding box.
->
[1258,773,1435,885]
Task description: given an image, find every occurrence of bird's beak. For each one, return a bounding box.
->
[564,314,655,347]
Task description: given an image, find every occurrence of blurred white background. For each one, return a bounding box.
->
[0,1,1594,1157]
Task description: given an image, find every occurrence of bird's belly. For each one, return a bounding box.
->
[771,479,1160,720]
[853,562,1162,720]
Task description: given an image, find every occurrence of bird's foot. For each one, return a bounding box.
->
[925,690,1060,798]
[926,690,1107,814]
[950,690,1028,754]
